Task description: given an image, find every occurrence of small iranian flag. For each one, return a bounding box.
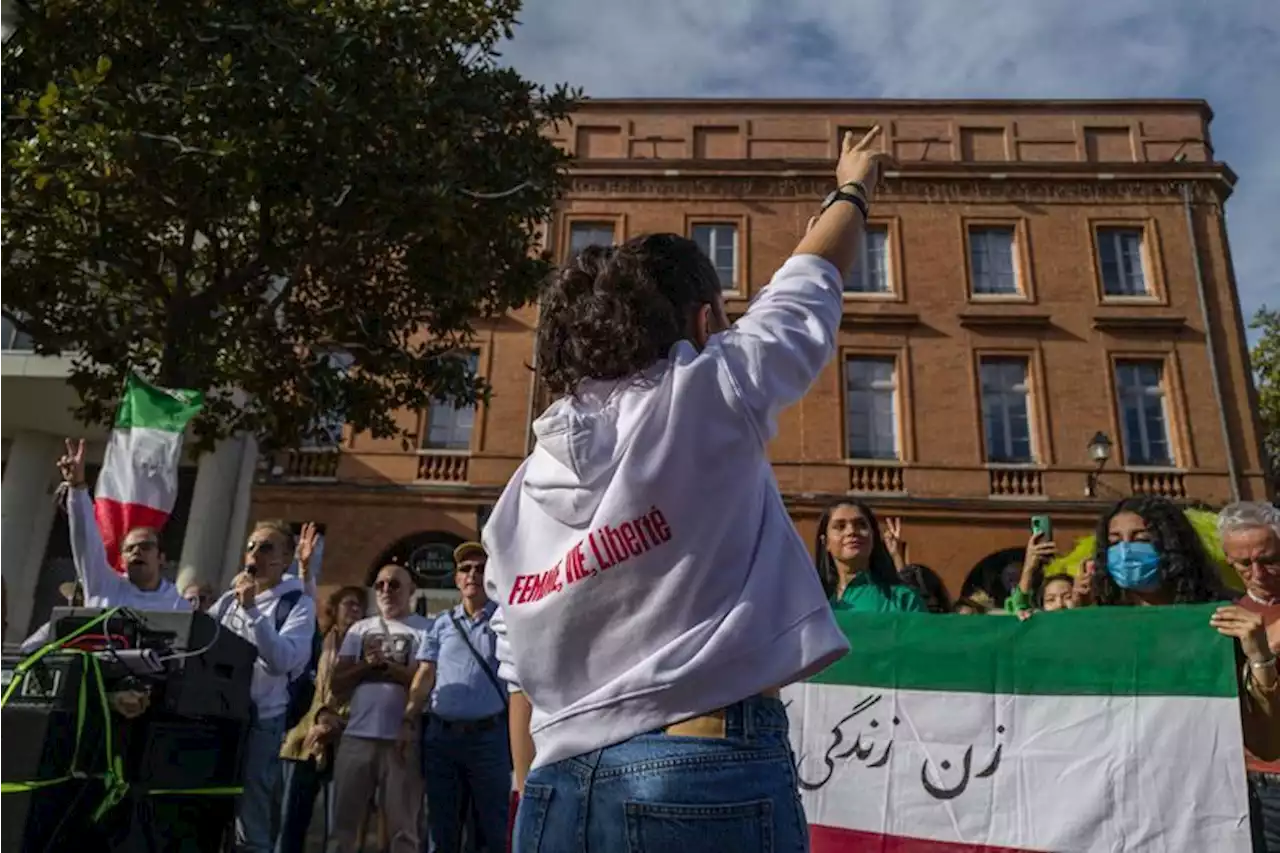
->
[94,374,203,572]
[785,606,1250,852]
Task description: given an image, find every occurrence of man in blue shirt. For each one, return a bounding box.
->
[400,542,511,853]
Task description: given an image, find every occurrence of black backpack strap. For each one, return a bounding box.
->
[275,589,303,632]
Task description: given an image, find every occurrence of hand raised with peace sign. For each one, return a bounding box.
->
[57,438,87,488]
[836,126,895,198]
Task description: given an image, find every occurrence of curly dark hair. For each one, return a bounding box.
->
[814,500,902,600]
[899,563,952,613]
[535,233,723,397]
[1091,496,1226,606]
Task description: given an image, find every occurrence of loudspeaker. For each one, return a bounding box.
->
[1,652,112,852]
[113,715,247,853]
[52,607,257,721]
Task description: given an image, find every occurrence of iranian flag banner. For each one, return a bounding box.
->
[95,374,203,572]
[784,605,1250,852]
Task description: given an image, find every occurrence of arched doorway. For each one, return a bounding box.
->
[368,530,468,590]
[958,547,1026,607]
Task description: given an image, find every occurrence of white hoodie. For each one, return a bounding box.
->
[482,253,851,770]
[211,576,316,719]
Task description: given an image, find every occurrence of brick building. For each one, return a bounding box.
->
[250,98,1271,606]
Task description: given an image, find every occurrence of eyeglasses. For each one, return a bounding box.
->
[456,562,485,576]
[375,579,402,592]
[245,539,276,555]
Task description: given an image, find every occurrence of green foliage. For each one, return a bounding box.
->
[1250,306,1280,487]
[2,0,577,449]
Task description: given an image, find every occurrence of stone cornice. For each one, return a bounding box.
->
[565,169,1230,207]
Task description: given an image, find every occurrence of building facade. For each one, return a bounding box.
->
[245,98,1270,602]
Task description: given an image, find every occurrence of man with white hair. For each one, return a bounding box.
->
[1219,502,1280,647]
[1218,500,1280,849]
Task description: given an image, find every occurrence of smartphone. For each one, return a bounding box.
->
[1030,515,1053,540]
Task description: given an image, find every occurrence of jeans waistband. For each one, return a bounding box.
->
[661,693,789,740]
[1249,771,1280,786]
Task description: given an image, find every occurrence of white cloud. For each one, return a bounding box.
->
[504,0,1280,342]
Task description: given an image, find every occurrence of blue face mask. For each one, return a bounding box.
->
[1106,541,1163,591]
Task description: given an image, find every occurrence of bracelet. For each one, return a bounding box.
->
[839,180,870,201]
[1249,657,1277,670]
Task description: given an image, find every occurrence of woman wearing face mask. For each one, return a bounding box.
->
[1091,496,1277,845]
[1092,496,1225,606]
[815,500,926,613]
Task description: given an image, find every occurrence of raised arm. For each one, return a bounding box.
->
[60,439,131,604]
[714,128,894,440]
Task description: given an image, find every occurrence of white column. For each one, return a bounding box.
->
[218,434,259,591]
[178,437,248,592]
[2,431,62,641]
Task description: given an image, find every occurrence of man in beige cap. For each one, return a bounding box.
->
[401,541,511,852]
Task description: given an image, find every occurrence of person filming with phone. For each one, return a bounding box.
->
[1006,516,1066,618]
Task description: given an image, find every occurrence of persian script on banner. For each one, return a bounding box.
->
[783,606,1251,853]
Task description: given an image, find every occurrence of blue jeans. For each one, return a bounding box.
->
[514,696,807,853]
[1250,772,1280,852]
[275,757,332,853]
[421,714,513,853]
[236,714,287,853]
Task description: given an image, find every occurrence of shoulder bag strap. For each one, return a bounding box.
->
[448,611,508,709]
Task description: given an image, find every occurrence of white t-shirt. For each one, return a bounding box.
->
[339,613,433,740]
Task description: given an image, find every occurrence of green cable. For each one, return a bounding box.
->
[2,611,244,810]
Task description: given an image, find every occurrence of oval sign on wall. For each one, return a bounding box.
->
[408,542,456,588]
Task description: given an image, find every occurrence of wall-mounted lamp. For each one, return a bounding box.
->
[1084,431,1113,498]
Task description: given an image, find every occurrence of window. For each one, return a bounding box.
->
[846,225,890,294]
[302,350,354,448]
[691,223,739,290]
[844,356,898,460]
[1,314,33,351]
[968,226,1019,295]
[1097,227,1149,296]
[568,222,616,256]
[980,357,1034,463]
[424,352,479,451]
[1114,360,1173,466]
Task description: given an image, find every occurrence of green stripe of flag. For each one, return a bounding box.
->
[812,603,1237,698]
[113,374,204,432]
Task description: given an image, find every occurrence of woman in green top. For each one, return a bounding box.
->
[815,500,926,613]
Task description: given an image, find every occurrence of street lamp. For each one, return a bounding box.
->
[1085,432,1113,498]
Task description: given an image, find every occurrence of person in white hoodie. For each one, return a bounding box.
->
[211,519,317,853]
[486,127,893,852]
[20,438,188,652]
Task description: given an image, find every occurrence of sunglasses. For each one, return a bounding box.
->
[456,562,485,575]
[375,579,402,592]
[245,539,276,555]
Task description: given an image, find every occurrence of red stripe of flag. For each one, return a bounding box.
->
[811,825,1039,853]
[94,498,171,574]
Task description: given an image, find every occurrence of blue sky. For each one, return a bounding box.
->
[504,0,1279,345]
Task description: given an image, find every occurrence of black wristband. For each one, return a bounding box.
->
[821,188,869,220]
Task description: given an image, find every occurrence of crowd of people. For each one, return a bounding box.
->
[6,125,1278,853]
[14,439,514,853]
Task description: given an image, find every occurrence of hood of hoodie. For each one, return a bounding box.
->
[526,373,661,527]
